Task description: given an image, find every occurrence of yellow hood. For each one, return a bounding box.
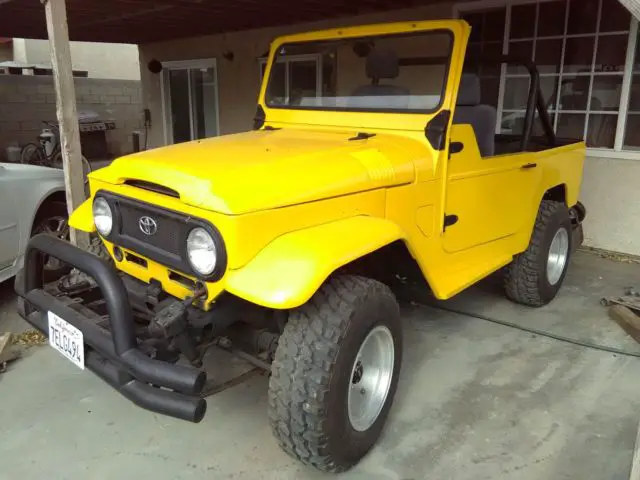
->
[91,129,418,215]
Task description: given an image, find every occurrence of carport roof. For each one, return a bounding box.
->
[0,0,448,44]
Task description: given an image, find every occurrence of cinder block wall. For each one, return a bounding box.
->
[0,75,142,160]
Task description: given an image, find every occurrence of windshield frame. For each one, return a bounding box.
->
[263,28,455,116]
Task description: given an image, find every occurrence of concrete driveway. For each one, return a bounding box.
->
[1,251,639,479]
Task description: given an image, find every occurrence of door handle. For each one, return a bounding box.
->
[521,163,537,169]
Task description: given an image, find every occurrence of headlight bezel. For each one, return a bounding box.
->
[180,221,226,282]
[93,196,114,237]
[186,227,218,277]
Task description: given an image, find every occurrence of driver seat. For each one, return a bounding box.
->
[453,74,497,157]
[349,49,410,108]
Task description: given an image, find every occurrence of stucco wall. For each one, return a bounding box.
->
[579,156,640,256]
[0,75,142,159]
[11,38,26,64]
[12,38,140,81]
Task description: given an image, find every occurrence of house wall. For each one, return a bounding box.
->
[138,1,640,256]
[0,75,142,159]
[11,39,140,80]
[0,42,11,62]
[580,156,640,255]
[10,38,26,63]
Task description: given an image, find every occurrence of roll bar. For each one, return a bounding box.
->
[467,54,556,151]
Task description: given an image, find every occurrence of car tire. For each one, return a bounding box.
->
[31,201,71,283]
[56,235,112,293]
[504,200,572,307]
[268,275,402,473]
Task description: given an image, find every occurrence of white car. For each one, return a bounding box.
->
[0,163,68,284]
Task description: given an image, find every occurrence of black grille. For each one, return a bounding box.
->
[119,203,182,254]
[98,190,227,281]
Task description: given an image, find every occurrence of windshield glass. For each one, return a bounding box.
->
[265,30,453,113]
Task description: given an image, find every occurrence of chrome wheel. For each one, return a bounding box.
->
[348,325,395,432]
[35,215,69,271]
[547,227,569,286]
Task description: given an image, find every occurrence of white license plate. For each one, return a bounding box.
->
[48,311,85,370]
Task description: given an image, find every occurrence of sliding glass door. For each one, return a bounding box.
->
[162,59,220,144]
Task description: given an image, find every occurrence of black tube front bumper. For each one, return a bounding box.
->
[14,234,207,423]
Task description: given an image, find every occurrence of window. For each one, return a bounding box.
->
[263,30,453,113]
[259,54,326,105]
[459,0,639,153]
[460,8,506,108]
[623,32,640,149]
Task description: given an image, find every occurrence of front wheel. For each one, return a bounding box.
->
[504,200,572,307]
[268,275,402,473]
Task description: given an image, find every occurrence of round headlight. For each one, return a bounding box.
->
[186,227,217,276]
[93,197,113,237]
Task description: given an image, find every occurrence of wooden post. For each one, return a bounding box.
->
[43,0,88,248]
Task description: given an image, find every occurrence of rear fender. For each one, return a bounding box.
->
[225,216,404,309]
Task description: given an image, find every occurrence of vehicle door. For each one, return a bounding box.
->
[442,63,543,254]
[0,165,20,269]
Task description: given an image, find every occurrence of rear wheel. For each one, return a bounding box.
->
[20,143,45,166]
[504,200,572,307]
[268,275,402,473]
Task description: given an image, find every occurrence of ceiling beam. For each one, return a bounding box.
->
[0,0,448,44]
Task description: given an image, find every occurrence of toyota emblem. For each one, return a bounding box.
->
[139,216,158,236]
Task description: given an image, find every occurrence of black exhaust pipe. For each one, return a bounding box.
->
[86,351,206,423]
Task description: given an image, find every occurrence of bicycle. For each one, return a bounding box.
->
[20,121,92,179]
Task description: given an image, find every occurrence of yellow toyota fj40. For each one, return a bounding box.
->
[16,19,586,473]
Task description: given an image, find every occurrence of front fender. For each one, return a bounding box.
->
[225,216,404,309]
[69,198,96,233]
